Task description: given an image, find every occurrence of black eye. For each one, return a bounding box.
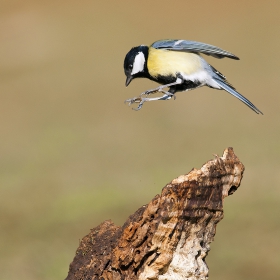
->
[128,64,133,69]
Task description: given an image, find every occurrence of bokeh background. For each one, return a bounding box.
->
[1,1,279,279]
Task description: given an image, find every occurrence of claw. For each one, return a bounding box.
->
[133,98,147,110]
[124,96,142,106]
[125,96,145,110]
[132,103,144,111]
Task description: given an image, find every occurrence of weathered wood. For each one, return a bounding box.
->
[66,147,244,280]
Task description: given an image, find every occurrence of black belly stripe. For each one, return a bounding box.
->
[154,74,177,84]
[154,74,201,92]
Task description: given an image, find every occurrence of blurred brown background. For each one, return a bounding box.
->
[0,1,279,279]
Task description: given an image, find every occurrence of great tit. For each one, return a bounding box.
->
[123,39,262,114]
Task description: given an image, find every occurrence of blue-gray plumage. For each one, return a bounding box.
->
[151,40,239,60]
[124,39,263,114]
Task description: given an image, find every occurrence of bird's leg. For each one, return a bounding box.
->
[131,92,173,111]
[124,77,182,108]
[125,90,178,110]
[141,77,183,96]
[125,81,206,110]
[124,89,175,108]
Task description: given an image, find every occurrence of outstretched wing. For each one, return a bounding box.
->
[151,39,239,60]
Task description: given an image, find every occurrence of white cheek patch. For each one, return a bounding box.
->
[131,52,145,75]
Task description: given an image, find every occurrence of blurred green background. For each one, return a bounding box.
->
[0,1,279,279]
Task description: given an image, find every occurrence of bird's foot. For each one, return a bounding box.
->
[124,96,142,106]
[124,92,175,111]
[124,96,147,111]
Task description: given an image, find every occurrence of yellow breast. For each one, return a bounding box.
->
[147,47,203,78]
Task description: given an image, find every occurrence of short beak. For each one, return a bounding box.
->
[125,75,133,87]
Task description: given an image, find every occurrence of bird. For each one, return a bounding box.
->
[123,39,263,114]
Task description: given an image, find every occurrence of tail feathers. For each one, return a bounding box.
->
[209,65,227,80]
[213,78,263,114]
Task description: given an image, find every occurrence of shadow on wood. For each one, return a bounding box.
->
[65,147,244,280]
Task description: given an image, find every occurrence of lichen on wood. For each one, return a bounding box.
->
[66,147,244,280]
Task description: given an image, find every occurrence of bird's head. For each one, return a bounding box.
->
[124,45,148,86]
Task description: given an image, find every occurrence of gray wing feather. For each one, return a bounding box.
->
[151,40,239,60]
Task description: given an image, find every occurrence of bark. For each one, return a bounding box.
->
[66,147,244,280]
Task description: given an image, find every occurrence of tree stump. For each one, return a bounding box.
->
[66,147,244,280]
